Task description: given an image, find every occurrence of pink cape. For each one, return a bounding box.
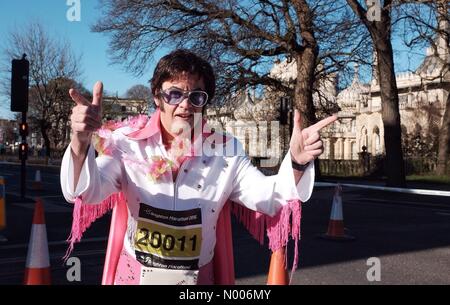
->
[65,194,301,285]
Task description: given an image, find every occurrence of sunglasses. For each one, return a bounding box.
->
[159,87,209,108]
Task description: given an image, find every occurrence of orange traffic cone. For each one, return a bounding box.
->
[31,170,43,191]
[24,198,51,285]
[319,184,355,241]
[267,247,289,285]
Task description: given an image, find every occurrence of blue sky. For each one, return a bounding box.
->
[0,0,159,119]
[0,1,427,120]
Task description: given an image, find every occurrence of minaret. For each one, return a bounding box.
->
[371,50,379,86]
[353,63,360,84]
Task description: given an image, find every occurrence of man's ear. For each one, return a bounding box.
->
[154,98,161,108]
[153,91,161,108]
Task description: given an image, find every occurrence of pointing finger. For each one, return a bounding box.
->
[69,88,90,106]
[92,81,103,109]
[310,115,338,132]
[293,109,302,131]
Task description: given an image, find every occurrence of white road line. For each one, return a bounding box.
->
[345,199,450,212]
[0,249,106,265]
[355,197,436,206]
[315,182,450,197]
[0,237,107,250]
[436,212,450,216]
[5,191,60,199]
[27,195,64,199]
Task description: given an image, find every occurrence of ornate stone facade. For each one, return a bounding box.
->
[206,31,449,162]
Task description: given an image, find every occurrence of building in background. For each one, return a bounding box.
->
[207,22,449,164]
[103,96,149,121]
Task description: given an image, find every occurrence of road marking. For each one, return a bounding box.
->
[0,237,107,251]
[436,212,450,216]
[32,195,64,199]
[0,249,106,265]
[356,197,436,206]
[345,198,450,212]
[315,182,450,197]
[13,202,71,213]
[6,191,62,199]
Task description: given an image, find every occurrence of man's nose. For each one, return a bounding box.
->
[178,95,192,109]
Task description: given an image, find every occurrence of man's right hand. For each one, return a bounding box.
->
[69,81,103,156]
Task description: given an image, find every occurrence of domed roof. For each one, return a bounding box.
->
[337,64,369,108]
[234,91,255,120]
[234,89,279,121]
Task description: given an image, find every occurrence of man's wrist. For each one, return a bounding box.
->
[291,159,310,171]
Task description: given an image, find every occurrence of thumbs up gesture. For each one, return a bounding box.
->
[289,109,337,167]
[69,81,103,154]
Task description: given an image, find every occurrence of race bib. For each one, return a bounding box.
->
[134,204,202,284]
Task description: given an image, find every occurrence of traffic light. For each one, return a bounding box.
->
[19,122,28,137]
[19,143,28,161]
[11,55,29,112]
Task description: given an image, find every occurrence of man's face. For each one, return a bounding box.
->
[155,73,205,140]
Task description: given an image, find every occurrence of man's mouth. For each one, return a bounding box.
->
[175,113,193,119]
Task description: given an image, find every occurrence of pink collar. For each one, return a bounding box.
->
[125,109,162,140]
[124,108,223,142]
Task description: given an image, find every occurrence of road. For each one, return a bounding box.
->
[1,162,449,285]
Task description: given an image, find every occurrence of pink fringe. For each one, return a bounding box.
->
[231,199,302,284]
[64,192,125,261]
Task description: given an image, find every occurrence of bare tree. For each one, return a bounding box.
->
[1,22,83,160]
[125,84,153,114]
[346,0,406,187]
[399,0,450,175]
[93,0,369,129]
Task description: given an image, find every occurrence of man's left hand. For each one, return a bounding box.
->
[289,109,338,167]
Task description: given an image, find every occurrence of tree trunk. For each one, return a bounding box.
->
[40,120,51,161]
[295,49,317,128]
[295,48,321,179]
[375,42,406,186]
[346,0,406,186]
[437,92,450,175]
[374,35,406,187]
[436,0,450,176]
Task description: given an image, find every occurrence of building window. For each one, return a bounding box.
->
[352,141,357,159]
[361,126,368,150]
[121,106,127,112]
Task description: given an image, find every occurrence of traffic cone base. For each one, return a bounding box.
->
[24,199,51,285]
[24,268,51,285]
[31,170,43,191]
[267,248,289,285]
[318,230,356,241]
[318,184,355,242]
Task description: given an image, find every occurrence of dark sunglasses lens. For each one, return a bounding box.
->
[167,90,184,104]
[189,92,208,107]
